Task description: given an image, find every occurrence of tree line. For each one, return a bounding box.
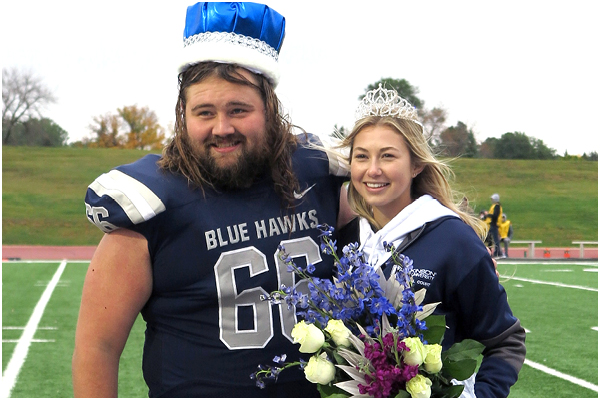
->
[2,67,166,150]
[2,67,597,161]
[351,78,597,161]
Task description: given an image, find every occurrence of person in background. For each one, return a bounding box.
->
[479,209,493,249]
[499,213,513,258]
[72,2,352,397]
[488,193,503,257]
[336,85,525,397]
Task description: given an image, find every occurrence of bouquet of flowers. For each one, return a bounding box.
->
[252,224,484,398]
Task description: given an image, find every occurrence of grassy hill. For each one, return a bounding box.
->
[2,146,597,246]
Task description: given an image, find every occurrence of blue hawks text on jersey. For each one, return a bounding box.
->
[85,134,348,397]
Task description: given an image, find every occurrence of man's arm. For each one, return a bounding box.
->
[72,229,152,397]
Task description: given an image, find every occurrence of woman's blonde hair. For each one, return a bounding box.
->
[339,116,486,239]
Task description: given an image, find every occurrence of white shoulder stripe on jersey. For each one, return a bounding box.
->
[88,170,166,224]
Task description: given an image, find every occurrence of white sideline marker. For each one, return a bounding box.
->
[524,359,598,393]
[1,260,67,398]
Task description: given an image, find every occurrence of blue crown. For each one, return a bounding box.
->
[179,2,286,86]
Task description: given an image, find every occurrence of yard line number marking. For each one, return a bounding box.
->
[1,260,67,398]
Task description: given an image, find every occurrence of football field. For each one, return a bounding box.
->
[2,259,598,398]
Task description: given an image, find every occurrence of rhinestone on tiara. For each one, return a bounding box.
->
[355,84,420,123]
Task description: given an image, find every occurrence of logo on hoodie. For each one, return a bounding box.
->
[411,268,437,287]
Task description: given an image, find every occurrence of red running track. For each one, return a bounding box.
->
[2,245,97,260]
[2,245,597,261]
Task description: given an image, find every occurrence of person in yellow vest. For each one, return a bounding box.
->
[499,213,513,258]
[488,193,503,257]
[479,209,493,248]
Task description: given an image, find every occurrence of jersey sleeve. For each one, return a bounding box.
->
[453,248,526,397]
[85,155,166,233]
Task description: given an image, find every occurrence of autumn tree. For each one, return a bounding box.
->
[118,105,165,150]
[478,137,498,158]
[439,121,477,158]
[2,67,57,144]
[86,105,165,150]
[88,113,122,148]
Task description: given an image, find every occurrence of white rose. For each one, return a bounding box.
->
[423,344,443,374]
[291,321,325,353]
[406,374,432,398]
[401,337,426,366]
[324,319,352,347]
[304,353,336,385]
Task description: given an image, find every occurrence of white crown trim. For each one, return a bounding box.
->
[179,31,280,86]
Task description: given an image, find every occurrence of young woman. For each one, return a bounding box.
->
[336,85,526,397]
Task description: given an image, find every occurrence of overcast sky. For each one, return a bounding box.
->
[3,0,598,155]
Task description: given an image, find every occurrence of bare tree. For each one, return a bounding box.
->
[421,107,448,147]
[2,67,57,144]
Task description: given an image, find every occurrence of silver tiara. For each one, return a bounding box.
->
[355,84,420,124]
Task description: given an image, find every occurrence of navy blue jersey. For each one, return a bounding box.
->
[338,216,526,397]
[85,136,347,397]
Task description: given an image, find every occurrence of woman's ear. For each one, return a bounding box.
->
[412,164,425,178]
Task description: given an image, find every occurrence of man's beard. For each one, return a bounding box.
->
[193,133,270,191]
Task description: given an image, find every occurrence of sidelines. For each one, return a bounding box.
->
[524,359,598,393]
[1,260,67,398]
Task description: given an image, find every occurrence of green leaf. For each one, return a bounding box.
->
[394,389,411,397]
[442,359,478,381]
[421,314,446,344]
[443,339,485,361]
[317,384,350,398]
[441,384,466,398]
[332,350,347,366]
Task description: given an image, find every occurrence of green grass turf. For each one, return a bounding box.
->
[2,262,146,398]
[2,147,597,246]
[2,260,597,397]
[498,262,598,398]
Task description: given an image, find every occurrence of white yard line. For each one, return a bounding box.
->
[2,339,55,343]
[524,359,598,393]
[1,260,67,398]
[500,275,598,292]
[2,327,57,330]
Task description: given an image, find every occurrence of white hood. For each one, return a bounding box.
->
[359,195,458,269]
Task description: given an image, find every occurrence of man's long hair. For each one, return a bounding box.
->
[158,62,300,209]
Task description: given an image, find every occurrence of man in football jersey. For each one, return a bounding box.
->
[72,3,352,397]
